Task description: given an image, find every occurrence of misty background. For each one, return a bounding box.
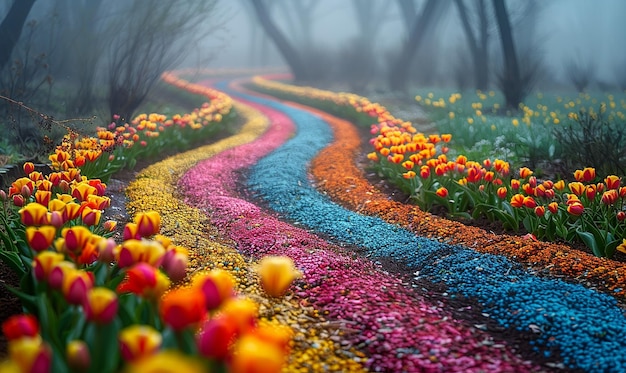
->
[0,0,625,127]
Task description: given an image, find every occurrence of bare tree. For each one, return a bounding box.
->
[249,0,310,82]
[105,0,221,121]
[565,55,595,92]
[388,0,442,92]
[492,0,522,109]
[0,0,37,71]
[454,0,490,90]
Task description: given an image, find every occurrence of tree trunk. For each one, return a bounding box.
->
[454,0,489,90]
[492,0,522,108]
[388,0,439,92]
[0,0,37,71]
[249,0,308,81]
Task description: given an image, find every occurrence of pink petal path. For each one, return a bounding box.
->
[178,81,541,372]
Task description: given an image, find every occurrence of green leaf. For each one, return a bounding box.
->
[0,250,26,277]
[577,230,602,257]
[605,239,622,259]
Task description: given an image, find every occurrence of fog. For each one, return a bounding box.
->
[0,0,624,123]
[211,0,626,91]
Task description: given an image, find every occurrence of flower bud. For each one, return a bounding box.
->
[258,256,302,298]
[119,325,162,362]
[84,287,118,324]
[196,315,238,360]
[66,340,90,372]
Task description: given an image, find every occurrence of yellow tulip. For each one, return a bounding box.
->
[257,256,302,297]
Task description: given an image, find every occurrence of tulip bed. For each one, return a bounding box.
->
[3,68,626,373]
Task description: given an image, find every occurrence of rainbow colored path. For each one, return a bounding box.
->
[177,79,626,372]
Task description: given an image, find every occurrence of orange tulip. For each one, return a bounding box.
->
[230,334,285,373]
[548,202,559,214]
[220,298,258,335]
[117,263,171,299]
[23,162,35,175]
[510,194,525,208]
[435,187,448,198]
[81,206,101,227]
[510,179,520,190]
[522,196,537,209]
[119,325,162,362]
[257,256,302,298]
[534,206,546,217]
[192,269,235,310]
[71,183,97,202]
[574,167,596,183]
[604,175,621,190]
[519,167,533,179]
[601,190,619,205]
[159,288,206,331]
[568,182,585,197]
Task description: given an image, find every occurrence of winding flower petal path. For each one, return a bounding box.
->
[128,74,626,372]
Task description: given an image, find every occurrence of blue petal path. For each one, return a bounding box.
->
[214,81,626,373]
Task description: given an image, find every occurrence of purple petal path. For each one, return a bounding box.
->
[179,82,540,372]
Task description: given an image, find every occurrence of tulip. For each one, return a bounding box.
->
[123,223,141,241]
[618,239,626,254]
[71,183,97,202]
[510,194,525,208]
[86,194,110,210]
[8,336,52,373]
[122,351,205,373]
[0,189,6,202]
[605,175,621,190]
[602,190,619,206]
[117,239,165,268]
[118,325,162,362]
[435,187,448,198]
[161,247,188,283]
[466,167,481,183]
[230,334,285,373]
[34,190,51,207]
[568,182,585,197]
[9,177,34,197]
[519,167,533,179]
[196,314,238,360]
[585,185,596,201]
[66,340,90,372]
[25,226,56,252]
[617,211,626,222]
[402,171,416,179]
[496,187,508,200]
[252,322,293,354]
[419,166,430,179]
[46,211,64,228]
[19,203,49,226]
[103,220,117,232]
[134,211,161,237]
[567,202,584,216]
[574,167,596,183]
[48,261,76,289]
[32,251,64,282]
[62,269,94,305]
[221,298,258,335]
[258,256,302,298]
[88,179,107,196]
[64,202,82,222]
[81,206,101,226]
[84,287,118,324]
[23,162,35,175]
[61,226,93,253]
[522,196,537,209]
[192,269,236,310]
[510,179,520,190]
[534,205,546,218]
[37,179,53,192]
[159,288,206,331]
[117,263,171,299]
[548,202,559,214]
[2,315,39,341]
[97,237,117,264]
